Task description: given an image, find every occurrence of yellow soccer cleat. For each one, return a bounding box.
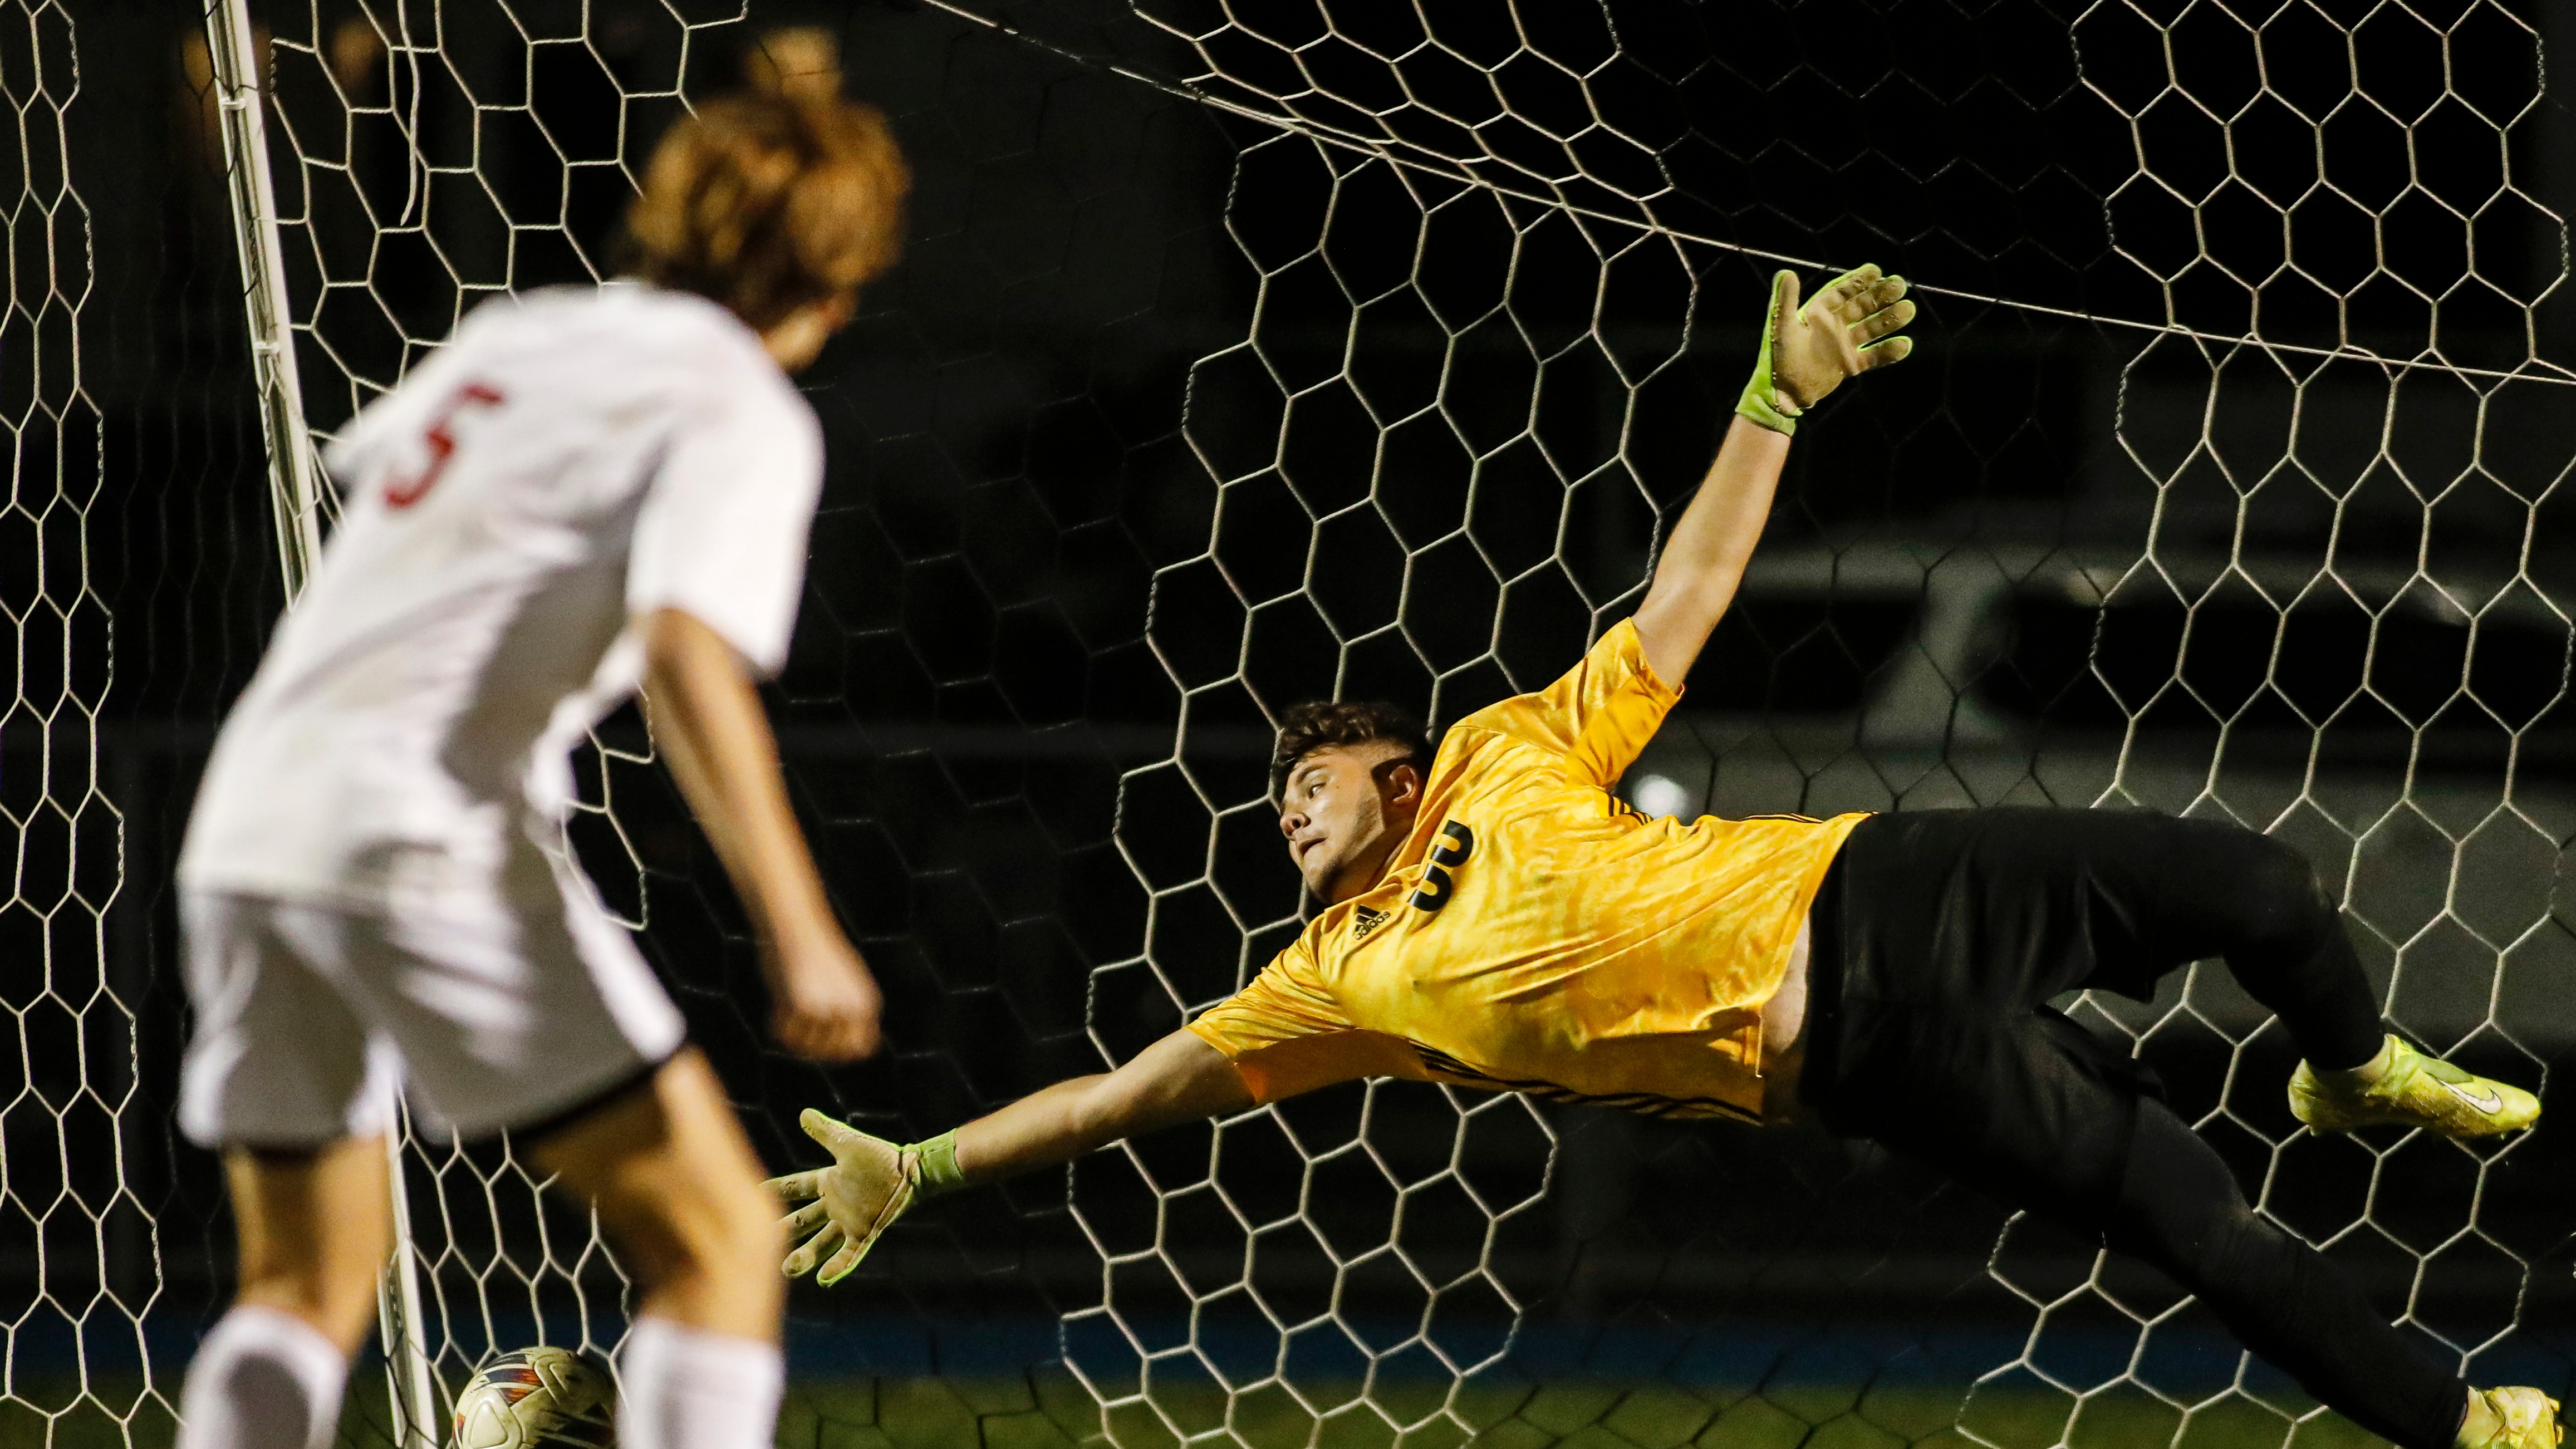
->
[2289,1034,2540,1139]
[2456,1387,2562,1449]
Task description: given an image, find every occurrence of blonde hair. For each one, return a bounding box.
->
[625,91,909,331]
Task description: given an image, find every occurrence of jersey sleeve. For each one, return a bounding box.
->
[1187,934,1429,1103]
[625,359,824,677]
[1448,617,1680,789]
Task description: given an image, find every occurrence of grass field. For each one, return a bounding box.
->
[767,1377,2384,1449]
[0,1372,2389,1449]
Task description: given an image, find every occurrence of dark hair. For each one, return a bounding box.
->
[1270,700,1432,795]
[624,91,910,331]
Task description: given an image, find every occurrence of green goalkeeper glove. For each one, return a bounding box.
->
[1736,263,1915,435]
[764,1109,968,1285]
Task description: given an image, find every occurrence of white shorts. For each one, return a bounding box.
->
[178,841,688,1148]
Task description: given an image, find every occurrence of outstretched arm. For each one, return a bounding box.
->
[1630,266,1915,687]
[1631,418,1793,687]
[768,1029,1262,1283]
[955,1028,1253,1180]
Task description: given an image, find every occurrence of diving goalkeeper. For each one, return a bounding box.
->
[773,267,2557,1449]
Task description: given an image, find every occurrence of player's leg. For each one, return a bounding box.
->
[175,895,400,1449]
[1824,1012,2490,1449]
[184,1140,394,1449]
[1829,808,2532,1136]
[221,1140,392,1346]
[1859,808,2383,1063]
[2006,808,2539,1135]
[526,1053,781,1334]
[1812,815,2553,1449]
[344,834,778,1449]
[2068,812,2384,1067]
[2106,1097,2472,1448]
[529,1052,788,1449]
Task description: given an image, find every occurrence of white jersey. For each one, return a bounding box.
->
[180,283,822,908]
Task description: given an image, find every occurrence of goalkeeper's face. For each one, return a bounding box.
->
[1277,743,1424,905]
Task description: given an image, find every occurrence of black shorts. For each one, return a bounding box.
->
[1796,808,2181,1225]
[1790,809,2467,1449]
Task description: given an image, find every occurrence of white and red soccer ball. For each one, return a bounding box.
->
[452,1346,616,1449]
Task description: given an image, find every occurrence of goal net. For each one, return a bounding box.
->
[16,0,2570,1446]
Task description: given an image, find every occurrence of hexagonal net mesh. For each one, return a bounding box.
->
[161,1,2576,1449]
[0,1,150,1445]
[916,3,2576,1447]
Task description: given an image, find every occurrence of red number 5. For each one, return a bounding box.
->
[385,381,507,509]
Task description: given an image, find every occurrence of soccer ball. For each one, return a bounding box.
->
[451,1346,617,1449]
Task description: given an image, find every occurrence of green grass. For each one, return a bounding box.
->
[0,1379,179,1449]
[773,1378,2389,1449]
[0,1377,2392,1449]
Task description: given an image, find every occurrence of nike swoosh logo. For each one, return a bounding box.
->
[2447,1082,2504,1113]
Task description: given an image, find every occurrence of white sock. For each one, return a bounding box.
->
[615,1317,784,1449]
[176,1305,349,1449]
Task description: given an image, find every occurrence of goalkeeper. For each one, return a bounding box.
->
[775,267,2557,1449]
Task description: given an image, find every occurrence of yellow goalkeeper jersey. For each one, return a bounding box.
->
[1187,619,1866,1123]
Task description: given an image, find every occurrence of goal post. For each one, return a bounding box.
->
[199,0,326,598]
[197,2,439,1441]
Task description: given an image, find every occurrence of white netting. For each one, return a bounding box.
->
[91,2,2576,1449]
[1974,5,2575,1446]
[0,2,156,1446]
[1026,2,2576,1447]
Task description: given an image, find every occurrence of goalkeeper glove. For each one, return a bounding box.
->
[1736,263,1915,436]
[764,1108,967,1285]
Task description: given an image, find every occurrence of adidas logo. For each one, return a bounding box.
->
[1351,906,1390,942]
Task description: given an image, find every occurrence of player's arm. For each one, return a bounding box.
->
[767,1028,1261,1283]
[638,606,881,1062]
[1631,266,1915,687]
[954,1028,1254,1177]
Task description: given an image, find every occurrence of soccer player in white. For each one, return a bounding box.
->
[170,92,904,1449]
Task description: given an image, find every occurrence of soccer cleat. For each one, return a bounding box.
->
[2289,1034,2540,1139]
[2456,1387,2562,1449]
[763,1109,920,1285]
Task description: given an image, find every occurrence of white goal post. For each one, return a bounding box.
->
[196,3,438,1445]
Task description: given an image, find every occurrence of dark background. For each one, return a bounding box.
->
[9,0,2576,1445]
